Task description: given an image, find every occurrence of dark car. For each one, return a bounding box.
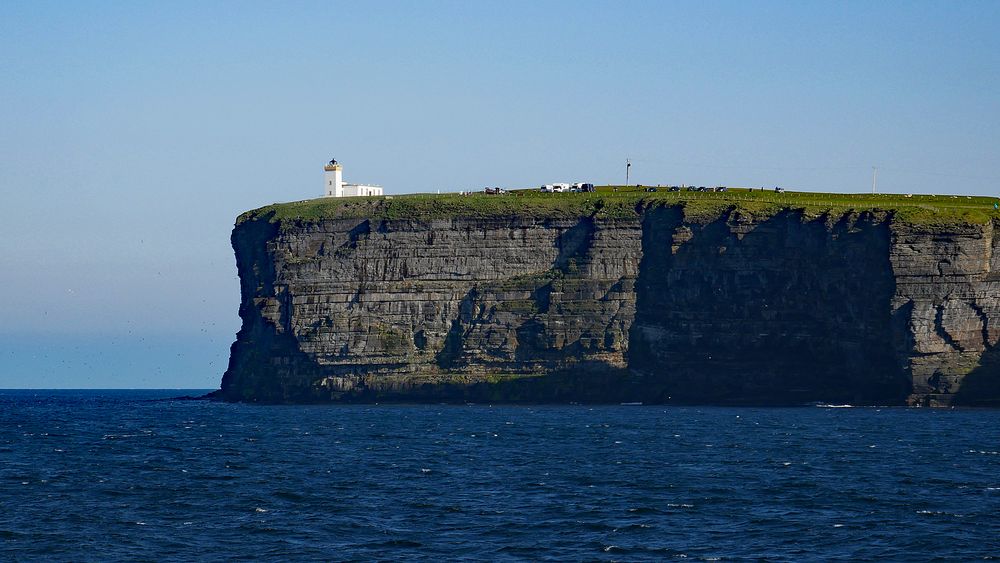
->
[582,183,595,193]
[686,186,697,191]
[715,186,728,192]
[645,187,657,193]
[668,186,680,192]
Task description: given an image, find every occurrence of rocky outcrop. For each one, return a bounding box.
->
[890,221,1000,406]
[219,205,1000,406]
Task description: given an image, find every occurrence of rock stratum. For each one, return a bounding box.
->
[219,195,1000,406]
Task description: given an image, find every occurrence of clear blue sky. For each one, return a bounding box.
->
[1,1,998,388]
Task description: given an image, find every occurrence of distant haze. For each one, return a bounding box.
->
[1,1,998,388]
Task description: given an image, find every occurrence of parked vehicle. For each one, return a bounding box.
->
[668,186,681,192]
[645,187,658,193]
[581,183,595,193]
[540,184,554,192]
[775,187,785,193]
[715,186,728,192]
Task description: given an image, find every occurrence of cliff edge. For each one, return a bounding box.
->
[219,190,1000,406]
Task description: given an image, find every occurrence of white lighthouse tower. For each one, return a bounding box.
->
[324,158,343,197]
[322,157,383,197]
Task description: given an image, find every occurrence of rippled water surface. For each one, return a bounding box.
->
[2,390,999,560]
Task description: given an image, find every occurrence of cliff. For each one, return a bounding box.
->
[218,191,1000,406]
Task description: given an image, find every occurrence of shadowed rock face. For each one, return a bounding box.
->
[629,208,905,405]
[219,208,1000,406]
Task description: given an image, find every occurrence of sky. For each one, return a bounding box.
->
[1,1,998,388]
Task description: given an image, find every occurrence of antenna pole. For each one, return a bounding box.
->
[626,158,631,187]
[872,166,878,194]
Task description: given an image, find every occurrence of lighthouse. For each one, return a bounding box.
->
[324,158,343,197]
[322,158,383,197]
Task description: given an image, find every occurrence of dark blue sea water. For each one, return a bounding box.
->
[2,390,999,561]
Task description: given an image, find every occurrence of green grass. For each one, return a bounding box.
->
[238,185,1000,227]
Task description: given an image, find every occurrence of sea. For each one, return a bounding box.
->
[2,390,999,561]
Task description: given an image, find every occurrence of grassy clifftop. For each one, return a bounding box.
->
[238,186,1000,227]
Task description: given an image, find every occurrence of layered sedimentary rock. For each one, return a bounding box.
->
[220,205,1000,406]
[890,221,1000,405]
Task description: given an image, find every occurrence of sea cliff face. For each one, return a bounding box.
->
[220,202,1000,406]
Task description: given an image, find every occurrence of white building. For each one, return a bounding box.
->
[323,158,383,197]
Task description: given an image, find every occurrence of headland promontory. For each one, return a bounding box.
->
[217,187,1000,406]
